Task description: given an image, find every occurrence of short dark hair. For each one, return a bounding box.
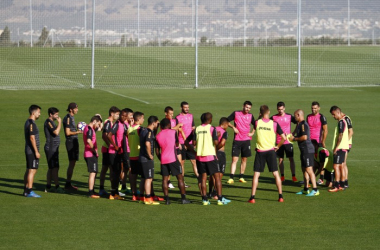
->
[180,101,188,107]
[148,115,159,125]
[312,101,320,107]
[48,107,59,116]
[160,118,171,129]
[219,117,229,125]
[243,101,252,106]
[109,106,120,116]
[201,112,212,123]
[29,104,41,115]
[122,108,133,115]
[330,106,340,113]
[133,111,144,121]
[277,102,285,108]
[259,105,270,119]
[91,115,102,123]
[164,106,173,113]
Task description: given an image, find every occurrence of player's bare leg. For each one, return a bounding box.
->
[279,158,285,177]
[250,172,261,197]
[273,171,283,194]
[305,167,317,189]
[27,169,37,189]
[190,159,198,177]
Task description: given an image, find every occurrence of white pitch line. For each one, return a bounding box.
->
[50,74,85,88]
[102,90,150,104]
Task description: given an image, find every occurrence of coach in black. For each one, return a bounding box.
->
[24,105,42,198]
[63,103,82,191]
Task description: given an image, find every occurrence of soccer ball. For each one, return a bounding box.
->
[77,121,87,132]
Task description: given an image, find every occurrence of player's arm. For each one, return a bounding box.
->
[155,141,161,160]
[275,123,286,151]
[64,116,82,136]
[184,132,196,154]
[333,120,345,154]
[346,117,354,140]
[30,135,40,159]
[54,117,62,136]
[289,123,308,142]
[86,128,97,156]
[321,115,328,148]
[107,123,119,151]
[102,121,111,147]
[146,140,153,160]
[227,112,239,134]
[248,114,256,137]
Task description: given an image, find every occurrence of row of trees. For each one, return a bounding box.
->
[1,26,379,47]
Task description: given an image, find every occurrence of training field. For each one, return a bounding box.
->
[0,87,379,249]
[0,46,379,89]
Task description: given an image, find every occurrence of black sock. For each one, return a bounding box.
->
[46,184,51,189]
[181,194,186,199]
[334,181,340,188]
[26,188,32,194]
[320,175,324,180]
[279,194,283,199]
[281,174,285,177]
[202,196,208,201]
[151,192,155,197]
[249,195,255,200]
[122,184,126,190]
[164,195,169,201]
[292,174,295,177]
[145,194,151,198]
[239,174,243,179]
[304,187,309,191]
[139,194,144,198]
[55,185,60,189]
[168,180,172,184]
[218,195,223,201]
[229,174,234,179]
[345,180,348,186]
[111,189,117,196]
[340,181,345,188]
[313,188,318,192]
[100,185,104,190]
[89,189,94,195]
[65,181,71,187]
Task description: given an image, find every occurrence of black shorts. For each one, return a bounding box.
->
[25,153,39,169]
[122,152,130,167]
[85,156,98,173]
[333,150,346,164]
[130,159,142,175]
[44,147,59,169]
[217,151,226,174]
[66,138,79,161]
[232,140,252,158]
[102,152,111,166]
[161,160,182,177]
[180,144,196,160]
[196,159,221,176]
[141,160,154,179]
[253,150,278,172]
[324,169,335,183]
[276,144,294,158]
[300,152,314,168]
[176,148,181,156]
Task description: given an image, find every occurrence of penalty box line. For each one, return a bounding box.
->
[101,90,150,105]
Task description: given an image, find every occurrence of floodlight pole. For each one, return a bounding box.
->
[297,0,301,87]
[195,0,198,89]
[244,0,247,47]
[84,0,87,48]
[29,0,33,47]
[137,0,140,47]
[91,0,96,89]
[347,0,351,46]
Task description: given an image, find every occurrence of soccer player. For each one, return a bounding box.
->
[226,101,255,184]
[271,102,297,182]
[289,109,319,197]
[128,111,144,201]
[23,105,42,198]
[99,106,120,197]
[43,107,64,193]
[107,109,129,200]
[156,118,191,205]
[176,101,197,185]
[187,112,228,205]
[248,105,285,204]
[164,106,185,189]
[139,116,163,205]
[209,117,229,199]
[312,140,334,188]
[63,103,82,191]
[83,115,103,198]
[119,108,133,194]
[342,112,353,188]
[328,106,350,192]
[307,101,328,184]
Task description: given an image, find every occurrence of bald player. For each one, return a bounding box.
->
[289,109,319,197]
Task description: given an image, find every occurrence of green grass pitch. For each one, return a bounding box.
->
[0,87,379,249]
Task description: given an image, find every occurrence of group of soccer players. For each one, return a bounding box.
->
[23,100,353,205]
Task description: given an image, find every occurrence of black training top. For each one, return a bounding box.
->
[294,120,314,154]
[63,114,77,140]
[24,119,40,154]
[44,118,60,150]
